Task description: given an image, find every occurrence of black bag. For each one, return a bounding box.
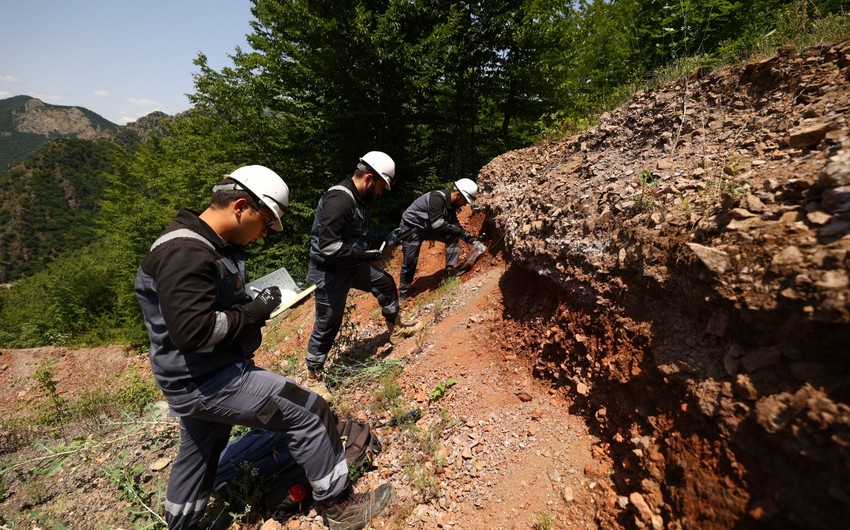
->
[339,418,382,472]
[214,418,382,517]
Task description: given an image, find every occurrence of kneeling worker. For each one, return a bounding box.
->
[135,165,391,530]
[396,178,481,299]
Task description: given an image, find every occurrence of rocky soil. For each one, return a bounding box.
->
[478,37,850,528]
[1,38,849,530]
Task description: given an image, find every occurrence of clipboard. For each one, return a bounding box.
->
[246,266,316,319]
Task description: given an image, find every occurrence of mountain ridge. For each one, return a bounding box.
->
[0,96,175,283]
[0,95,117,137]
[0,95,174,171]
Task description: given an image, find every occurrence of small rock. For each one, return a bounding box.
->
[789,122,831,149]
[806,210,832,225]
[259,519,283,530]
[742,194,766,212]
[771,246,804,268]
[819,151,850,187]
[686,243,730,274]
[816,270,849,289]
[149,457,171,472]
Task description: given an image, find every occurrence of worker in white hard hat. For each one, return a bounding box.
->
[135,165,392,530]
[394,178,482,299]
[305,152,424,393]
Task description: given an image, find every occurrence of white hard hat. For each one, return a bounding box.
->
[454,178,478,203]
[359,151,395,190]
[221,165,289,231]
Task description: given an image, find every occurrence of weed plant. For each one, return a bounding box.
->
[534,512,555,530]
[415,276,461,323]
[103,452,167,527]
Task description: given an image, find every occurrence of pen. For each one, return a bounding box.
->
[250,286,261,293]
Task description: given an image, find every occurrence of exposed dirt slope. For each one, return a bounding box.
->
[478,38,850,529]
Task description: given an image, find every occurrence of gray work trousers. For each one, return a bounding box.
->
[161,361,348,530]
[306,260,400,371]
[399,230,460,296]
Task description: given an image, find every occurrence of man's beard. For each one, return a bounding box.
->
[362,183,380,203]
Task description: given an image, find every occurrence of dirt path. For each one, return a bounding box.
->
[377,265,608,529]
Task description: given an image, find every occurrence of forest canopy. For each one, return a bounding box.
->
[0,0,846,348]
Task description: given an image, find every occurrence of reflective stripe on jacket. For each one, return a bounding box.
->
[134,209,264,394]
[308,178,370,268]
[401,188,466,239]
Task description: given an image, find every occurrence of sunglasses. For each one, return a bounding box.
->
[255,206,276,231]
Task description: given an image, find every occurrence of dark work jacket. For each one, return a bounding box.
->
[134,209,267,394]
[400,188,467,240]
[308,177,371,269]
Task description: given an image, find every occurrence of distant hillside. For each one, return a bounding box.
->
[0,95,117,171]
[0,138,117,283]
[0,97,178,283]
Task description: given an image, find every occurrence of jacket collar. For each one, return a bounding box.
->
[174,208,234,251]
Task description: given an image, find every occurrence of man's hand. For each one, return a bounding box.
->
[385,227,416,247]
[353,247,385,262]
[256,286,282,312]
[248,286,282,322]
[364,249,384,261]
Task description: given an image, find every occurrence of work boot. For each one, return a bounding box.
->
[387,315,425,345]
[319,483,393,530]
[305,369,333,401]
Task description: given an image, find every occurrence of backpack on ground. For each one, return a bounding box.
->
[338,418,382,473]
[213,418,382,517]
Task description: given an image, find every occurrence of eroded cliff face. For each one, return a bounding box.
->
[12,98,111,139]
[479,39,850,529]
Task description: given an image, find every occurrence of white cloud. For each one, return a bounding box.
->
[1,75,22,83]
[94,90,110,97]
[0,91,10,98]
[128,97,160,107]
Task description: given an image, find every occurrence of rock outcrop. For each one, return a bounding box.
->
[11,98,113,139]
[480,39,850,529]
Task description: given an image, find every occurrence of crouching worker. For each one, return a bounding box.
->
[134,164,391,530]
[396,178,481,299]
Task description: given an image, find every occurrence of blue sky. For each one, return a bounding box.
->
[0,1,254,125]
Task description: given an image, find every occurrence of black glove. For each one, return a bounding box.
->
[385,227,416,247]
[247,286,281,321]
[384,231,399,248]
[462,231,474,243]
